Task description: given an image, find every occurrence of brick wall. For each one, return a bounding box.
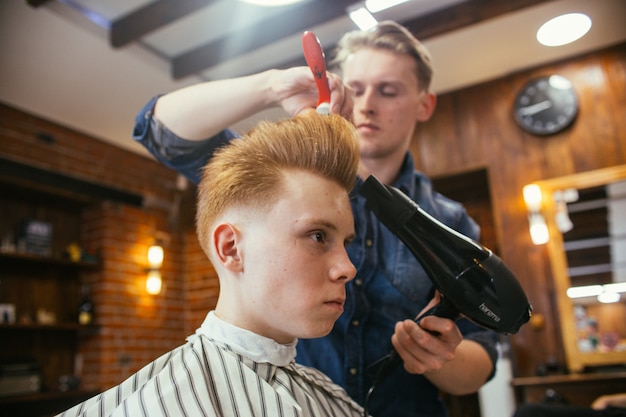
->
[0,102,219,391]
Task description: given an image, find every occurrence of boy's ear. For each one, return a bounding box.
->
[213,223,243,272]
[415,91,437,122]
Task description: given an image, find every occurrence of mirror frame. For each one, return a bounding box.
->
[534,164,626,373]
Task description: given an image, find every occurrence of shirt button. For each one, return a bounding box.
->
[352,320,360,327]
[354,279,363,286]
[350,368,358,376]
[365,239,373,247]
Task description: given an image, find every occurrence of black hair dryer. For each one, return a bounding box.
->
[359,175,532,383]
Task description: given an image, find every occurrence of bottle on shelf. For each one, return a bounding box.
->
[77,285,94,325]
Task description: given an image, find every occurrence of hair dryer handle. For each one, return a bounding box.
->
[373,297,459,386]
[414,295,459,336]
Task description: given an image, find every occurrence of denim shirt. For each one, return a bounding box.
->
[133,96,498,417]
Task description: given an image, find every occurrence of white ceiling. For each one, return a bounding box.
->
[1,0,625,158]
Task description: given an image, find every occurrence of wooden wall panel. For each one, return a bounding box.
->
[411,42,626,376]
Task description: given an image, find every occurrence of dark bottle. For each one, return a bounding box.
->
[77,285,94,325]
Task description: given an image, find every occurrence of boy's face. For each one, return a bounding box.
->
[344,48,427,161]
[232,169,356,344]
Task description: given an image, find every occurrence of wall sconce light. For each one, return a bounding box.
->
[146,243,164,295]
[523,184,549,245]
[553,188,578,233]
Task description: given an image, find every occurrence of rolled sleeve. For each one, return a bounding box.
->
[132,95,239,184]
[458,318,498,381]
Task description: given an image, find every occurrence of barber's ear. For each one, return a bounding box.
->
[213,223,243,272]
[415,91,437,122]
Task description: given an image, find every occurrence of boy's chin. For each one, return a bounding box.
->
[298,325,334,340]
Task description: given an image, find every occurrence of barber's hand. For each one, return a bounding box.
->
[270,67,353,119]
[592,393,626,410]
[391,292,463,375]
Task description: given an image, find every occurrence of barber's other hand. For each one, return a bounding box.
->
[391,293,463,375]
[270,67,353,119]
[592,393,626,410]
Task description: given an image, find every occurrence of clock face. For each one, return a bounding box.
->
[513,75,579,136]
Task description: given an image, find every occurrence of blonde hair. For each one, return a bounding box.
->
[196,111,359,255]
[331,20,434,92]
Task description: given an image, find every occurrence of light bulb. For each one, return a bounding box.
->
[146,270,162,295]
[529,213,549,245]
[148,245,164,268]
[523,184,542,211]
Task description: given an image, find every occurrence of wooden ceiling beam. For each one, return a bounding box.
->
[26,0,52,7]
[171,0,354,79]
[273,0,555,74]
[110,0,217,48]
[54,0,556,78]
[403,0,554,39]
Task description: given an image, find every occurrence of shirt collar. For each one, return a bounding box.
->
[353,152,417,197]
[193,311,297,367]
[394,152,417,192]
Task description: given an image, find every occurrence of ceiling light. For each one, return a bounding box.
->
[348,4,378,31]
[239,0,306,6]
[365,0,410,13]
[537,13,592,47]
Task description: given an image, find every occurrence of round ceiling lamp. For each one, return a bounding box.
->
[536,13,592,47]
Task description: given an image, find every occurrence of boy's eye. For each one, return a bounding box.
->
[311,231,326,243]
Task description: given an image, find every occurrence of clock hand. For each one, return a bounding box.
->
[518,100,552,117]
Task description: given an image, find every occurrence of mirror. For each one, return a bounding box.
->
[533,165,626,373]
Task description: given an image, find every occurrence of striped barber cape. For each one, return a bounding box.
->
[57,312,366,417]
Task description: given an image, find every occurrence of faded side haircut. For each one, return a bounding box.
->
[196,111,359,255]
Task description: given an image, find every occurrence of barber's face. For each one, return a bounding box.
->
[344,48,428,161]
[236,169,356,344]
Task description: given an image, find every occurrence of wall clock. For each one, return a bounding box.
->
[513,75,579,136]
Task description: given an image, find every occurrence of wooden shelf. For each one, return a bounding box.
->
[512,370,626,387]
[0,322,98,332]
[512,371,626,406]
[0,161,103,416]
[0,252,99,269]
[0,389,100,417]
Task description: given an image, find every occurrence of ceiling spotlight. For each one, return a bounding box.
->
[537,13,592,47]
[239,0,306,6]
[348,4,378,30]
[365,0,410,13]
